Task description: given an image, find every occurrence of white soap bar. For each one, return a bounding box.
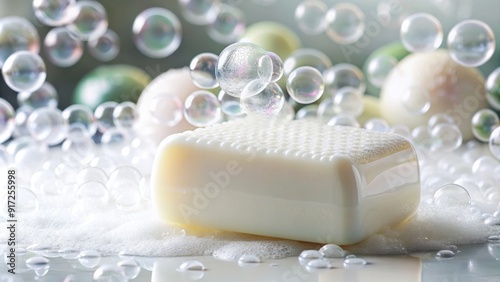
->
[151,118,420,245]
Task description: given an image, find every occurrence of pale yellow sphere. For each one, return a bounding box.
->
[380,50,487,141]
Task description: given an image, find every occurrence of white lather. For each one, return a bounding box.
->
[152,117,420,245]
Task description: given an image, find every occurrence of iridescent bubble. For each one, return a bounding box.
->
[486,67,500,110]
[430,123,462,152]
[94,101,117,132]
[87,29,120,62]
[401,87,431,115]
[283,48,332,76]
[0,16,40,68]
[67,0,108,41]
[298,250,323,265]
[148,95,183,127]
[113,102,138,130]
[33,0,77,26]
[207,3,245,44]
[471,109,499,142]
[62,104,97,137]
[133,7,182,58]
[325,3,365,45]
[44,27,83,67]
[117,259,141,280]
[364,118,390,132]
[18,82,58,109]
[93,264,127,282]
[258,52,283,83]
[323,63,365,95]
[27,107,68,145]
[296,104,318,120]
[215,42,267,97]
[435,250,455,260]
[0,98,15,144]
[447,20,495,67]
[319,244,345,258]
[327,114,360,128]
[241,81,284,117]
[400,13,443,52]
[333,87,364,117]
[184,90,221,127]
[62,132,96,165]
[2,51,46,92]
[366,55,397,88]
[433,184,471,207]
[294,0,328,35]
[286,66,324,104]
[218,90,244,116]
[489,127,500,159]
[189,52,219,89]
[178,0,220,25]
[77,250,101,268]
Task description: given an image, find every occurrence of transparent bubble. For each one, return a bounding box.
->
[333,87,364,117]
[0,16,40,68]
[488,235,500,243]
[2,51,46,92]
[76,250,101,268]
[401,87,431,115]
[88,29,120,62]
[435,250,455,260]
[286,66,324,104]
[489,127,500,159]
[148,95,183,127]
[62,104,97,137]
[428,113,455,129]
[241,81,284,117]
[93,264,127,282]
[317,97,336,122]
[306,259,330,270]
[101,127,130,158]
[296,104,319,120]
[283,48,332,76]
[433,184,471,207]
[366,55,397,88]
[0,98,15,144]
[344,257,367,267]
[327,114,360,128]
[13,105,33,138]
[177,260,205,271]
[364,118,390,132]
[178,0,220,25]
[276,101,295,121]
[33,0,77,27]
[58,248,79,260]
[15,143,48,175]
[108,166,142,210]
[67,1,108,41]
[27,107,68,145]
[218,90,244,116]
[430,123,462,152]
[258,52,283,83]
[319,244,345,258]
[31,169,64,195]
[323,63,365,95]
[184,90,221,127]
[93,102,116,132]
[411,125,432,150]
[486,67,500,110]
[208,3,245,44]
[472,156,498,176]
[294,0,328,35]
[62,132,96,165]
[298,250,323,265]
[76,181,109,208]
[133,7,182,58]
[17,82,58,109]
[400,13,443,52]
[447,20,495,67]
[189,52,219,89]
[325,3,365,45]
[238,254,261,266]
[113,102,138,130]
[117,259,141,280]
[44,27,83,67]
[215,42,267,97]
[0,145,13,170]
[7,187,39,213]
[471,109,499,142]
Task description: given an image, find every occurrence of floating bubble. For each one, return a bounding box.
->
[33,0,77,26]
[101,127,130,158]
[317,97,336,122]
[88,29,120,61]
[319,244,345,258]
[62,104,97,137]
[241,81,284,117]
[148,95,183,127]
[18,82,58,109]
[208,3,245,44]
[77,250,101,268]
[184,90,221,127]
[31,169,63,195]
[327,114,360,128]
[59,248,79,260]
[178,0,220,25]
[62,132,96,165]
[216,42,267,97]
[401,87,431,115]
[117,259,141,280]
[435,250,455,260]
[472,156,498,176]
[323,63,365,95]
[366,55,397,88]
[306,259,330,270]
[177,260,205,271]
[0,16,40,68]
[283,48,332,76]
[218,90,243,116]
[298,250,323,265]
[447,20,495,67]
[489,127,500,159]
[294,0,328,35]
[430,123,462,152]
[344,257,367,267]
[93,102,116,132]
[364,118,390,132]
[325,3,365,45]
[2,51,46,92]
[286,66,324,104]
[93,264,127,282]
[27,107,68,145]
[296,104,319,120]
[333,87,364,117]
[486,67,500,110]
[133,7,182,58]
[189,52,219,89]
[400,13,443,52]
[107,166,142,210]
[258,52,283,83]
[411,125,432,150]
[238,254,260,266]
[113,102,138,130]
[433,184,471,207]
[13,105,33,138]
[0,98,15,144]
[428,113,455,129]
[44,27,83,67]
[471,109,499,142]
[76,181,109,209]
[68,0,108,40]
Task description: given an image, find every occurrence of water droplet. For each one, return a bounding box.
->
[117,259,141,279]
[177,260,205,271]
[93,264,127,282]
[238,254,261,266]
[77,250,101,268]
[343,257,367,267]
[59,247,79,260]
[305,259,330,270]
[319,244,345,258]
[435,250,455,260]
[298,250,323,265]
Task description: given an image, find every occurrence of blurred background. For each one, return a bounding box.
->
[0,0,499,110]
